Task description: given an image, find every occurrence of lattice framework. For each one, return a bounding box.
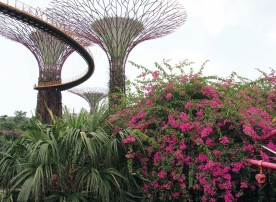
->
[0,14,90,82]
[68,87,107,113]
[0,11,92,123]
[49,0,187,96]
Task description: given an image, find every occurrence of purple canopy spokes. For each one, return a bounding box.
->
[68,87,108,113]
[48,0,187,103]
[0,11,92,122]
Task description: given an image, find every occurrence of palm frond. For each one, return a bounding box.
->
[16,177,33,202]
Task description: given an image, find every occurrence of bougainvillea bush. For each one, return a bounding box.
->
[108,60,276,201]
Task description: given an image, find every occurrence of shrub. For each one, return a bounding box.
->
[109,60,276,201]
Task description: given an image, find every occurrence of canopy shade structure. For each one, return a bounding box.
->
[68,87,107,114]
[48,0,187,105]
[0,2,93,123]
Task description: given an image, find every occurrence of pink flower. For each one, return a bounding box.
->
[196,109,204,118]
[236,193,242,198]
[201,127,213,138]
[153,180,159,188]
[223,173,231,180]
[231,162,243,172]
[180,75,187,82]
[140,72,146,77]
[145,86,152,91]
[212,150,221,158]
[174,150,184,161]
[165,146,173,153]
[206,138,215,147]
[267,141,276,151]
[261,151,269,161]
[240,181,248,189]
[153,152,161,165]
[179,123,191,132]
[184,101,193,109]
[145,99,153,105]
[167,82,174,88]
[243,124,260,139]
[243,124,254,136]
[203,86,218,99]
[123,136,136,144]
[268,92,275,99]
[198,154,208,162]
[179,140,187,150]
[257,98,264,103]
[168,115,178,128]
[157,170,167,179]
[171,172,178,180]
[180,112,189,122]
[107,117,115,123]
[172,192,180,199]
[165,93,172,99]
[196,137,203,144]
[152,70,159,79]
[248,107,260,114]
[199,178,207,185]
[130,117,137,125]
[143,183,150,192]
[219,136,229,145]
[164,181,173,189]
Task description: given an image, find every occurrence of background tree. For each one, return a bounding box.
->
[0,111,28,132]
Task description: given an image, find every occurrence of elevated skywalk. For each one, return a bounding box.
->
[0,0,94,91]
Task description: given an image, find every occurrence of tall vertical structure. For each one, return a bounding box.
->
[49,0,186,105]
[68,87,107,114]
[0,14,91,123]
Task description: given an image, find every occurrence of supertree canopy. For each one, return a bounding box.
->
[49,0,187,104]
[29,30,69,82]
[0,13,91,123]
[68,87,107,114]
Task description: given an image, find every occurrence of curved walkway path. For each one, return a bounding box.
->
[0,0,94,91]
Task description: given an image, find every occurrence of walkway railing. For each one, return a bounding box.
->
[0,0,95,91]
[247,129,276,184]
[34,68,89,88]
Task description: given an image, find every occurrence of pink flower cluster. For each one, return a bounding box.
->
[122,136,136,144]
[110,64,275,201]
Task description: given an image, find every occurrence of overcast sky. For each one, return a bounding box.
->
[0,0,275,117]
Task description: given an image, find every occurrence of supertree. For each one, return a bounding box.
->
[0,13,91,123]
[68,87,107,114]
[49,0,187,105]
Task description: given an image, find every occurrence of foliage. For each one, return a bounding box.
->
[0,105,135,202]
[0,110,28,133]
[0,111,29,150]
[108,60,276,201]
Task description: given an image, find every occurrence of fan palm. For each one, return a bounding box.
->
[0,104,132,202]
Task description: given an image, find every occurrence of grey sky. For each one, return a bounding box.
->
[0,0,275,116]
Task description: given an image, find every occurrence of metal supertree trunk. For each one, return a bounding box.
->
[49,0,187,105]
[0,13,90,123]
[68,87,107,114]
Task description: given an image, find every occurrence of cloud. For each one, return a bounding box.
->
[180,0,248,36]
[265,31,276,41]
